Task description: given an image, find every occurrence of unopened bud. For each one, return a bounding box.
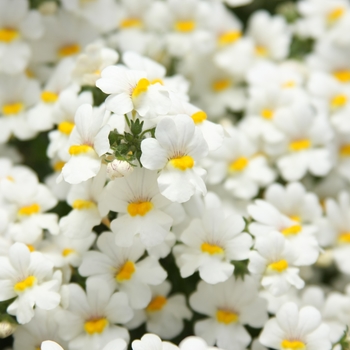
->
[315,249,334,268]
[0,321,16,338]
[39,1,58,15]
[106,160,134,180]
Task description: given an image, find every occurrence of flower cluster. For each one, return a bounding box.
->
[1,1,350,350]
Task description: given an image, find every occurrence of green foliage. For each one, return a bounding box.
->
[108,116,155,166]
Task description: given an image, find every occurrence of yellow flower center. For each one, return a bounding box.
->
[261,109,274,120]
[132,78,150,99]
[151,78,163,85]
[338,232,350,243]
[268,259,289,272]
[127,201,153,217]
[191,111,207,124]
[281,340,306,350]
[282,81,296,89]
[331,94,347,109]
[255,45,268,57]
[2,102,24,116]
[174,20,195,32]
[58,121,75,135]
[120,18,143,29]
[289,215,301,223]
[72,199,96,210]
[116,261,136,282]
[58,43,81,58]
[339,144,350,157]
[18,203,41,216]
[212,79,230,92]
[69,144,94,155]
[84,318,108,335]
[26,244,35,252]
[0,28,19,43]
[147,295,167,312]
[14,276,36,292]
[229,157,249,172]
[281,225,302,236]
[41,91,58,104]
[216,309,239,324]
[289,139,311,152]
[218,30,241,46]
[53,161,65,172]
[327,7,345,23]
[201,242,224,255]
[62,248,75,256]
[333,70,350,83]
[169,155,194,171]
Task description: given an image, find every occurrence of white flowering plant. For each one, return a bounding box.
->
[1,0,350,350]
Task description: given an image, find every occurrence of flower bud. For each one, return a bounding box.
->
[106,160,134,180]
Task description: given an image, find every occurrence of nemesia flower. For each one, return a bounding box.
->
[141,115,208,203]
[0,73,39,143]
[174,208,252,284]
[132,333,178,350]
[72,42,119,86]
[259,302,331,350]
[248,200,320,266]
[41,341,64,350]
[99,168,173,247]
[248,231,305,296]
[55,279,133,350]
[60,103,110,184]
[0,0,44,74]
[190,276,268,350]
[79,231,167,309]
[0,243,61,324]
[14,309,67,350]
[27,59,76,132]
[96,64,171,119]
[127,281,192,339]
[59,166,106,239]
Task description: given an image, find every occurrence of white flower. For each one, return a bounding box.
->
[190,276,268,350]
[41,341,64,350]
[56,279,132,350]
[174,208,252,284]
[0,0,44,74]
[59,166,106,239]
[247,11,291,61]
[248,200,320,266]
[2,177,59,244]
[204,126,275,199]
[179,336,223,350]
[127,281,192,339]
[79,231,167,309]
[96,64,171,119]
[264,182,323,225]
[27,59,75,133]
[61,104,110,184]
[31,10,98,64]
[47,88,93,162]
[0,243,61,324]
[248,231,305,296]
[14,309,67,350]
[325,191,350,274]
[259,301,331,350]
[72,42,119,86]
[274,103,333,181]
[99,168,173,247]
[141,115,208,203]
[0,73,39,143]
[132,334,179,350]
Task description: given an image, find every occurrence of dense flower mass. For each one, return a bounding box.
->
[1,0,350,350]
